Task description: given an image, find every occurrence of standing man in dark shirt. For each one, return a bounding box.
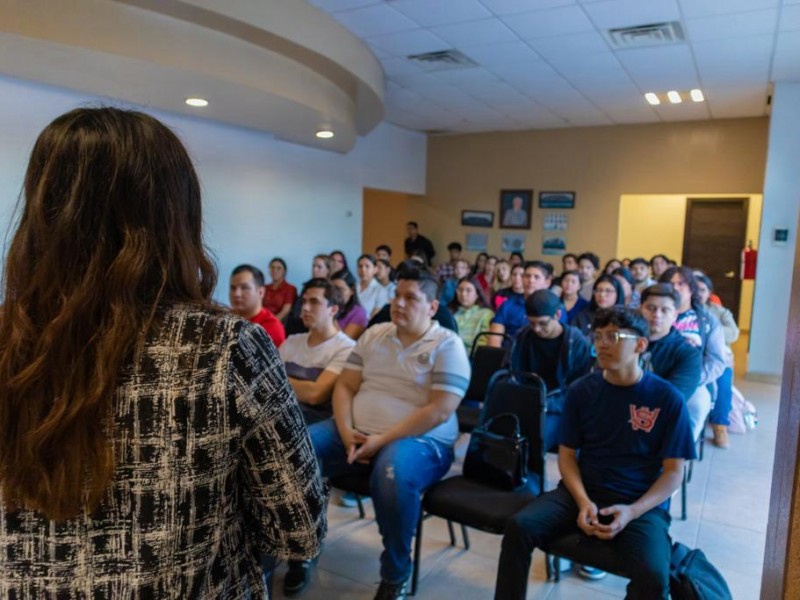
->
[404,221,436,266]
[510,290,593,450]
[495,307,696,600]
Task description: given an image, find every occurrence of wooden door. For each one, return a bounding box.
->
[682,198,748,322]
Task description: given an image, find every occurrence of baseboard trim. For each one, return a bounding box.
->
[745,371,782,385]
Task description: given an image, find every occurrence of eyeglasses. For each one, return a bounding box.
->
[592,331,640,345]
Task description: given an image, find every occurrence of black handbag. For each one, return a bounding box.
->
[463,413,529,490]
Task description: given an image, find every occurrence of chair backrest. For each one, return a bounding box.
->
[462,331,511,403]
[480,369,547,486]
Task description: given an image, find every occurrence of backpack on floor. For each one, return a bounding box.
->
[669,542,733,600]
[728,385,758,434]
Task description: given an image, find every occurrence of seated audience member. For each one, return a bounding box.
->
[493,259,512,295]
[279,278,356,425]
[436,241,463,282]
[472,252,488,276]
[369,261,458,333]
[562,252,578,274]
[621,257,631,268]
[331,270,368,340]
[356,254,389,319]
[487,260,554,347]
[603,258,622,275]
[404,221,436,266]
[230,264,286,347]
[560,270,588,323]
[450,276,494,352]
[476,255,497,298]
[510,290,593,450]
[305,267,471,598]
[630,257,655,293]
[376,258,396,299]
[659,267,726,441]
[284,254,335,337]
[695,273,740,448]
[612,266,641,308]
[330,250,350,274]
[439,258,471,306]
[493,264,524,311]
[509,251,525,268]
[577,252,600,301]
[639,284,703,401]
[572,275,625,338]
[650,254,670,280]
[0,106,325,600]
[376,244,392,264]
[495,307,696,600]
[263,257,298,322]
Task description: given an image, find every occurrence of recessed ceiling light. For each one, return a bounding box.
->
[185,98,208,107]
[690,89,704,102]
[667,90,682,104]
[644,92,661,105]
[316,130,334,139]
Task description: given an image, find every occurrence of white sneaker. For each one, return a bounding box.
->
[578,565,607,580]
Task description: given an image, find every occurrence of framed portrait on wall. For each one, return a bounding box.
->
[539,191,576,209]
[499,189,532,229]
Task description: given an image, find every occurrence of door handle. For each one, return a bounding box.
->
[724,271,735,279]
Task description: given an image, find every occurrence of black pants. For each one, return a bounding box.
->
[494,484,672,600]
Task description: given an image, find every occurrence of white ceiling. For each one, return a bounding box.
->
[310,0,800,133]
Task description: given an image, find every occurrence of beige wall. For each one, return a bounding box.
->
[618,194,763,330]
[415,118,768,267]
[362,188,416,260]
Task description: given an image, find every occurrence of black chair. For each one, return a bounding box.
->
[456,331,512,434]
[412,370,548,591]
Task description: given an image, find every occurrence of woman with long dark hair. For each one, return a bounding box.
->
[571,274,625,337]
[0,108,325,597]
[331,269,368,340]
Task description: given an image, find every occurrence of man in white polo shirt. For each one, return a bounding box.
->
[306,266,471,600]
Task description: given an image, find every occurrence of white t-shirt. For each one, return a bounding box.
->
[279,331,356,381]
[357,277,390,318]
[344,322,471,446]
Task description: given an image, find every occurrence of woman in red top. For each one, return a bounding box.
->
[263,257,297,321]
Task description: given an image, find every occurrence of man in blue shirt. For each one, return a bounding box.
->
[495,307,696,600]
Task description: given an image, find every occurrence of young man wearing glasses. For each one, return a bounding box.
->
[495,307,696,600]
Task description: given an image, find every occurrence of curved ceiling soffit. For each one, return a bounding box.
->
[0,0,385,153]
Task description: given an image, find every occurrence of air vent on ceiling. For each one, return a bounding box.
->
[606,21,685,49]
[406,50,477,72]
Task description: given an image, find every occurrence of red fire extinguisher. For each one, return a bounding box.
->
[741,240,757,280]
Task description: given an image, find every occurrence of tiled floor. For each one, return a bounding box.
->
[272,368,779,598]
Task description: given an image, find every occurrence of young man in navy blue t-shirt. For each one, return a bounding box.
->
[495,307,696,600]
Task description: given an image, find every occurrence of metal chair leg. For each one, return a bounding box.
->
[411,509,423,596]
[681,465,688,521]
[461,525,470,550]
[446,520,456,546]
[356,495,365,520]
[554,555,561,582]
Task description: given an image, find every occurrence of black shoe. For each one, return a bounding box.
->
[374,578,409,600]
[283,560,313,597]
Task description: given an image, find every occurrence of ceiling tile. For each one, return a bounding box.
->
[480,0,578,16]
[780,4,800,30]
[654,101,712,121]
[331,4,419,37]
[685,9,778,42]
[678,0,779,20]
[581,0,681,30]
[704,85,769,118]
[434,66,501,84]
[528,31,610,62]
[388,0,492,27]
[772,30,800,79]
[308,0,379,11]
[380,56,426,77]
[603,106,662,124]
[470,82,534,104]
[551,107,614,126]
[693,35,773,87]
[430,18,517,47]
[388,71,444,88]
[615,44,700,89]
[545,50,624,74]
[366,29,450,57]
[503,5,596,39]
[461,41,542,66]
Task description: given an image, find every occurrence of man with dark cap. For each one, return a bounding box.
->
[510,290,594,450]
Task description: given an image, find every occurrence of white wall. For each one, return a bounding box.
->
[749,82,800,380]
[0,75,427,303]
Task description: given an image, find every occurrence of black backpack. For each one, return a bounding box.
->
[669,542,733,600]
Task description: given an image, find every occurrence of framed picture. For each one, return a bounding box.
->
[465,232,488,252]
[502,234,526,253]
[461,210,494,228]
[539,191,576,209]
[499,189,532,229]
[542,235,567,255]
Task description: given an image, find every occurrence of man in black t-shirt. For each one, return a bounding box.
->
[509,290,593,451]
[403,221,436,266]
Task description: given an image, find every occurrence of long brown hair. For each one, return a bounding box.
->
[0,107,217,520]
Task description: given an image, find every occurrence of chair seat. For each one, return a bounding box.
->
[423,476,537,534]
[456,405,482,433]
[543,533,629,578]
[330,473,371,496]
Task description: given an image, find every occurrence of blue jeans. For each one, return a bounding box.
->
[709,367,733,426]
[309,419,454,584]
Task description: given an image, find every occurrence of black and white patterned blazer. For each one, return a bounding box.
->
[0,305,326,598]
